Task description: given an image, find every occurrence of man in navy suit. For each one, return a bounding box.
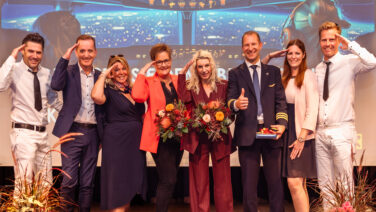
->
[51,34,103,212]
[227,31,288,212]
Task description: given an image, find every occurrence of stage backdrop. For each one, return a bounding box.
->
[0,0,375,166]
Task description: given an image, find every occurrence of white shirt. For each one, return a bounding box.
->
[73,63,97,124]
[245,59,262,85]
[0,56,61,126]
[315,41,376,126]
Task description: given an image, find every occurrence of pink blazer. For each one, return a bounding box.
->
[289,69,319,140]
[131,73,179,153]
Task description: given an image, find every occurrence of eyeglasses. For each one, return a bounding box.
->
[110,54,124,58]
[155,59,171,66]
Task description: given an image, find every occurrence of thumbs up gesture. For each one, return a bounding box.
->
[235,88,248,110]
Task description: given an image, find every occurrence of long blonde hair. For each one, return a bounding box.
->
[186,50,221,94]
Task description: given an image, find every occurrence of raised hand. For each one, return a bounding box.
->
[261,49,288,64]
[179,59,194,75]
[63,43,79,60]
[11,44,26,59]
[101,63,119,78]
[336,33,350,50]
[139,61,156,75]
[235,88,248,110]
[270,49,288,59]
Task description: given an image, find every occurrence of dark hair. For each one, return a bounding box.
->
[282,39,307,89]
[76,34,96,49]
[22,33,45,50]
[319,21,341,39]
[149,43,172,61]
[242,31,261,46]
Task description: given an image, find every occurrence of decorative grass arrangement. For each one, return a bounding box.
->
[0,133,82,211]
[310,150,376,212]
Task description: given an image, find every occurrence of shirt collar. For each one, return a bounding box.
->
[21,58,41,72]
[245,59,261,70]
[323,51,341,65]
[78,63,95,76]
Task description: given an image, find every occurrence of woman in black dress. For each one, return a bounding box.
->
[91,55,147,211]
[263,39,319,211]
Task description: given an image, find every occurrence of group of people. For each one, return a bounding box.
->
[1,20,375,212]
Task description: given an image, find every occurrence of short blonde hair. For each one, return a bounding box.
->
[106,55,132,87]
[319,21,341,39]
[186,50,222,94]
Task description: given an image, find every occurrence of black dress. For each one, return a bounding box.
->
[282,78,317,178]
[101,87,147,210]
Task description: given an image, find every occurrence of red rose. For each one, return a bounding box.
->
[173,109,180,115]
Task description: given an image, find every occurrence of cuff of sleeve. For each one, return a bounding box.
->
[348,41,360,53]
[276,112,288,123]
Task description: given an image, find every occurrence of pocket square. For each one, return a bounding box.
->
[268,83,275,87]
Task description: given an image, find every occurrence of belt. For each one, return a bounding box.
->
[12,122,46,132]
[73,122,97,129]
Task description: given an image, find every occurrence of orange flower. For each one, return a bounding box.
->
[161,117,172,129]
[215,111,224,121]
[208,100,220,109]
[165,104,174,112]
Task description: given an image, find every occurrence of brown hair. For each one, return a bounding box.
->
[22,33,45,50]
[76,34,96,49]
[106,55,132,87]
[282,39,307,89]
[318,21,341,39]
[149,43,172,61]
[242,31,261,46]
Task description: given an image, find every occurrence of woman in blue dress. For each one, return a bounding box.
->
[91,55,147,211]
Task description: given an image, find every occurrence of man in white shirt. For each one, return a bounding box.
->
[0,33,61,193]
[315,21,376,209]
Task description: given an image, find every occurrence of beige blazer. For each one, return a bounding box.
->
[290,69,319,140]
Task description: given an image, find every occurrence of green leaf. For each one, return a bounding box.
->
[221,127,228,134]
[182,127,188,134]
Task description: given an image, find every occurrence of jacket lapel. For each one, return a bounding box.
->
[239,62,256,98]
[260,63,269,96]
[73,63,82,101]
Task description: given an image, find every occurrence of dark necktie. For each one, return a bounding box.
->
[251,65,262,115]
[323,61,331,101]
[30,70,42,111]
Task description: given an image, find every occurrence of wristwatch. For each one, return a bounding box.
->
[297,137,305,143]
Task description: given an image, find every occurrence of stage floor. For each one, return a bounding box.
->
[90,201,295,211]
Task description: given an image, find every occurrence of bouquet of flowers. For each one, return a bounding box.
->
[191,100,233,141]
[155,100,191,142]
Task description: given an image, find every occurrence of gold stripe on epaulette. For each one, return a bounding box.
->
[228,99,236,108]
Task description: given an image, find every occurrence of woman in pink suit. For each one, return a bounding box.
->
[131,44,183,212]
[178,50,234,212]
[263,39,319,212]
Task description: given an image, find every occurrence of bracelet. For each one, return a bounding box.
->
[297,137,305,143]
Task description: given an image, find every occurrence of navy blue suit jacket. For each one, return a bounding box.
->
[51,57,104,139]
[227,62,288,147]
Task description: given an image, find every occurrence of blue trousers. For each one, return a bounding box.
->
[60,124,99,212]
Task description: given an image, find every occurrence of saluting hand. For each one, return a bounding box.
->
[139,61,156,75]
[11,44,26,59]
[336,33,350,50]
[179,59,194,75]
[101,63,119,78]
[63,43,79,60]
[235,88,248,110]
